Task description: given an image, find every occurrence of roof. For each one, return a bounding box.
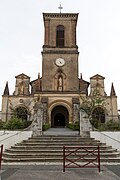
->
[15,73,30,79]
[3,81,9,95]
[90,74,105,80]
[110,82,116,96]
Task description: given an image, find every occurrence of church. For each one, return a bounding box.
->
[1,12,119,133]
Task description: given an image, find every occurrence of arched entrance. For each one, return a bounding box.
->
[51,105,69,127]
[91,107,105,128]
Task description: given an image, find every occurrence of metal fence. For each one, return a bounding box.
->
[0,145,3,170]
[63,145,100,172]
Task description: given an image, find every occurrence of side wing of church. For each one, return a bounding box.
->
[1,13,118,132]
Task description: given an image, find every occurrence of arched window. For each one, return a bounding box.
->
[91,107,105,128]
[92,107,105,123]
[14,106,28,120]
[56,25,64,47]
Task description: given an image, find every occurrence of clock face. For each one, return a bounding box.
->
[55,58,65,67]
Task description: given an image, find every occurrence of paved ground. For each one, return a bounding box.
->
[43,128,79,136]
[1,164,120,180]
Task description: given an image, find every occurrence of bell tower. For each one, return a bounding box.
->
[42,13,79,91]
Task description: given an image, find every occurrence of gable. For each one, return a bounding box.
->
[90,74,105,80]
[15,73,30,79]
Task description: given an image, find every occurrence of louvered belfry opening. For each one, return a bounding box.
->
[56,25,64,47]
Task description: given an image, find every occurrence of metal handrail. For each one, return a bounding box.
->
[0,117,33,143]
[0,129,30,143]
[93,127,120,144]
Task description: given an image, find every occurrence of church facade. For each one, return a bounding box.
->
[1,12,119,131]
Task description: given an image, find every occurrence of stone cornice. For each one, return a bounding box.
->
[42,46,79,54]
[41,50,79,55]
[43,13,78,20]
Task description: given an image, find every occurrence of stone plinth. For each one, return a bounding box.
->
[79,109,92,137]
[32,102,43,136]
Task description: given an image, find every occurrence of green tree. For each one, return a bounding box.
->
[80,96,105,129]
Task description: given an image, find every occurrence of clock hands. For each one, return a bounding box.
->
[55,58,65,67]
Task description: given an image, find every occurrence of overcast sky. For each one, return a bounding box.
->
[0,0,120,109]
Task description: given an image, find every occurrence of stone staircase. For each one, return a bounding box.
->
[2,135,120,163]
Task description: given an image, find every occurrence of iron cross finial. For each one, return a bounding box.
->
[58,2,63,13]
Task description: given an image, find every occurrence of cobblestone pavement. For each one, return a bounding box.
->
[0,164,120,180]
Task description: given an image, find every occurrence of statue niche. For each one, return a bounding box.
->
[18,81,25,95]
[58,75,63,91]
[54,68,66,91]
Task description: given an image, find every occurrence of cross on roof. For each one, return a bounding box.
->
[58,3,63,13]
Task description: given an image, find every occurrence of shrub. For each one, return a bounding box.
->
[23,120,32,128]
[42,123,50,131]
[3,117,24,130]
[90,118,99,129]
[3,117,32,130]
[67,121,79,130]
[0,121,4,130]
[97,120,120,131]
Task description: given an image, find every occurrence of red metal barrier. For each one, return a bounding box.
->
[63,145,100,172]
[0,144,3,170]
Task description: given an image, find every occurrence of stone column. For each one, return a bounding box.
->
[72,98,80,123]
[41,97,48,124]
[79,109,92,137]
[32,102,44,136]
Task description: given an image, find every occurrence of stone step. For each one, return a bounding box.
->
[23,136,97,141]
[3,152,120,158]
[5,148,117,154]
[10,145,112,150]
[23,138,100,143]
[17,142,104,146]
[2,157,120,163]
[2,135,120,164]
